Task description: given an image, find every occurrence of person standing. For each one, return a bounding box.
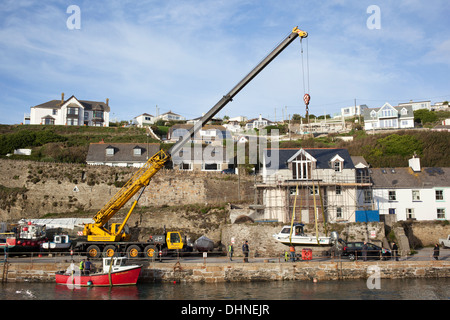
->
[228,242,234,261]
[84,258,92,275]
[433,243,440,261]
[79,259,85,275]
[289,245,296,262]
[362,241,368,261]
[392,242,399,261]
[242,240,249,263]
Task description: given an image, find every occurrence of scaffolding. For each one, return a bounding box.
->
[253,166,373,224]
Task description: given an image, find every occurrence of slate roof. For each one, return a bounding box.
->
[370,167,450,188]
[264,148,355,170]
[362,103,413,119]
[86,143,160,163]
[33,95,110,112]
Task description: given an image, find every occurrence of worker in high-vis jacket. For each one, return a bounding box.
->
[79,259,85,274]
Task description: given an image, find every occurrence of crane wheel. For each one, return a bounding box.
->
[103,245,118,257]
[86,245,101,259]
[126,245,141,258]
[143,245,156,258]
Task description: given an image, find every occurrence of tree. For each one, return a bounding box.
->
[414,109,437,125]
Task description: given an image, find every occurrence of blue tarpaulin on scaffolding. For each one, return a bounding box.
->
[355,210,380,222]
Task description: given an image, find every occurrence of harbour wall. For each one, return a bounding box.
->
[2,260,449,283]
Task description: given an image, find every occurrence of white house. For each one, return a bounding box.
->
[338,104,368,118]
[245,114,273,130]
[369,157,449,221]
[27,93,110,127]
[398,100,431,111]
[362,102,414,131]
[133,113,154,127]
[154,110,185,122]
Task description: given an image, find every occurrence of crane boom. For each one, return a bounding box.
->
[83,26,308,242]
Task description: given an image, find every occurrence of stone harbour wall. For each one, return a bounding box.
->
[0,159,255,221]
[2,260,449,283]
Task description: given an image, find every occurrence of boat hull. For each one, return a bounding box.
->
[273,234,332,246]
[55,266,142,287]
[41,243,71,251]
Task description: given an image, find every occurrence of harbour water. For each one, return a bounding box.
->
[1,278,449,300]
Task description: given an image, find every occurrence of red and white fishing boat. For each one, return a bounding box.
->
[0,221,47,254]
[55,257,142,287]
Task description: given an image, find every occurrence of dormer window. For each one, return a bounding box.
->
[106,146,115,156]
[133,147,142,156]
[330,154,344,172]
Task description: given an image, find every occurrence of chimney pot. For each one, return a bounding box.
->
[106,98,109,106]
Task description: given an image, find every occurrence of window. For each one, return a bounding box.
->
[133,148,142,156]
[43,117,55,125]
[67,107,78,115]
[178,162,192,171]
[435,190,444,201]
[52,109,58,115]
[202,163,220,171]
[292,159,311,180]
[406,208,415,219]
[290,187,300,196]
[309,186,319,196]
[388,208,396,215]
[333,161,342,172]
[412,190,420,201]
[437,208,446,219]
[389,191,396,201]
[106,147,114,156]
[335,185,342,195]
[364,190,372,203]
[67,118,78,125]
[336,207,343,219]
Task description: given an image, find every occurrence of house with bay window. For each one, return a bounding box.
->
[255,148,372,223]
[27,93,110,127]
[362,102,414,131]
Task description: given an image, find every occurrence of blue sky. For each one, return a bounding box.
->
[1,0,449,124]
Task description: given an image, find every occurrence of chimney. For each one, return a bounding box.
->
[408,155,421,172]
[106,98,109,106]
[60,93,65,105]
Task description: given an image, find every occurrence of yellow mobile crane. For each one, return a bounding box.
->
[75,27,308,259]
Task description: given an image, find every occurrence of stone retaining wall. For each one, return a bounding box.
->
[2,260,449,283]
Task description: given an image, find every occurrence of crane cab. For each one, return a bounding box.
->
[166,231,184,250]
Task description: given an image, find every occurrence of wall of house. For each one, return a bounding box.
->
[374,187,449,221]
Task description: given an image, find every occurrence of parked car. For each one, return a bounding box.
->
[341,241,391,261]
[221,168,235,174]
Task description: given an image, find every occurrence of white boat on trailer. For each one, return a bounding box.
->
[273,223,337,246]
[41,234,71,251]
